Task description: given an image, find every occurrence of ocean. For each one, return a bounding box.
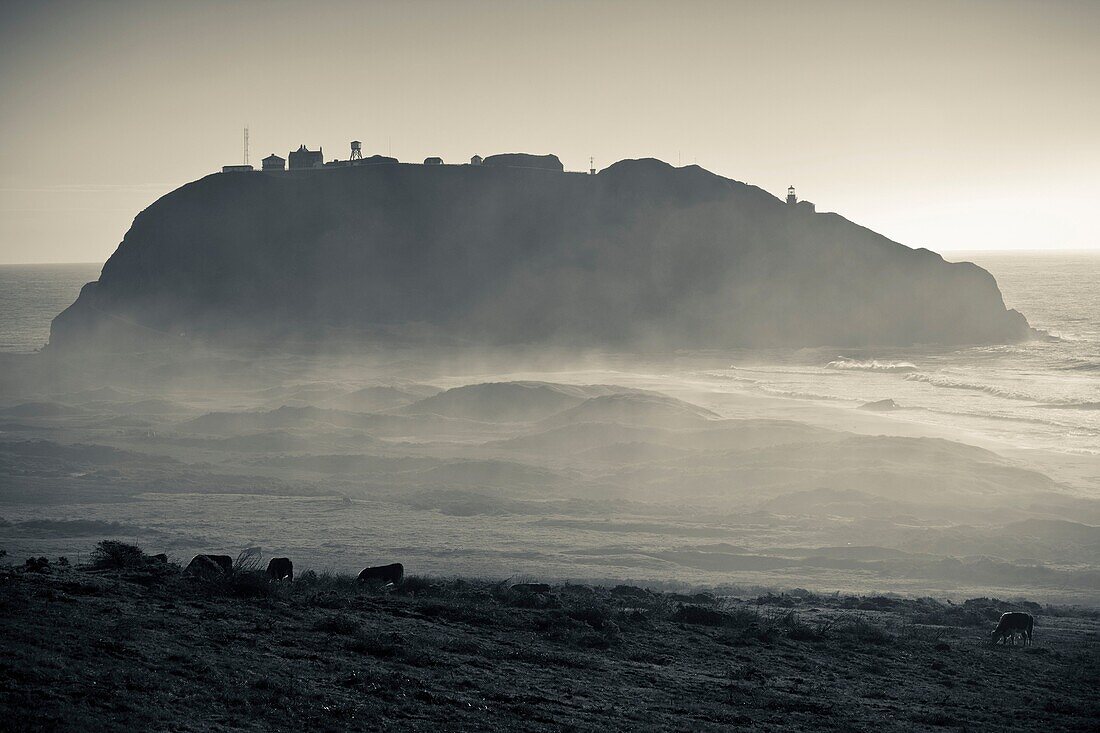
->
[0,262,100,353]
[695,251,1100,455]
[0,253,1097,454]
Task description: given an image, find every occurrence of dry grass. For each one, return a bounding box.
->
[1,547,1098,732]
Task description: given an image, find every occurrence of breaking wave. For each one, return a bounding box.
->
[904,374,1100,410]
[902,373,1041,401]
[905,403,1100,433]
[826,358,918,373]
[1060,360,1100,372]
[757,386,853,402]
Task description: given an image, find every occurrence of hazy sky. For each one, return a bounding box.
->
[1,0,1097,264]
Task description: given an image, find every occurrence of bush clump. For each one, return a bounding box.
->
[672,604,730,627]
[781,612,825,642]
[831,617,893,645]
[394,575,436,596]
[233,547,264,573]
[89,540,146,570]
[566,600,615,629]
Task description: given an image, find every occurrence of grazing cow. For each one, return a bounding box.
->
[185,554,233,577]
[358,563,404,585]
[991,611,1034,646]
[267,557,293,581]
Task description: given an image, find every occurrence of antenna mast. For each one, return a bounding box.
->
[243,126,250,165]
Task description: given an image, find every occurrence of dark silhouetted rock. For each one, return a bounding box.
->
[49,158,1033,351]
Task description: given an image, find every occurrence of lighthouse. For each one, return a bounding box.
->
[786,185,797,205]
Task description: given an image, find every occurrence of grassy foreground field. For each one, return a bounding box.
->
[1,546,1098,732]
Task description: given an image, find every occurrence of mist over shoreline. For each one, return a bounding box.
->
[3,340,1098,608]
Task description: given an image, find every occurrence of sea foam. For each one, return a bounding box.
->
[826,358,918,373]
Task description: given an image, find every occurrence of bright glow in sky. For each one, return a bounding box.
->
[1,0,1097,263]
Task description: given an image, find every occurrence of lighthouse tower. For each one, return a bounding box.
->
[786,185,797,205]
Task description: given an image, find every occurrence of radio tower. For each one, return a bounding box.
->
[589,156,596,175]
[243,126,250,165]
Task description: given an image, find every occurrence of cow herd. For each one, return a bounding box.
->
[184,554,404,586]
[181,553,1036,645]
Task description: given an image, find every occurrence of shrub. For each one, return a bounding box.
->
[672,604,729,627]
[24,557,50,573]
[1044,605,1100,620]
[781,612,824,642]
[530,611,586,636]
[755,593,796,608]
[911,607,989,627]
[960,598,1008,621]
[566,601,615,629]
[88,540,146,570]
[234,547,263,573]
[831,617,893,645]
[610,585,649,599]
[858,596,900,611]
[725,607,762,630]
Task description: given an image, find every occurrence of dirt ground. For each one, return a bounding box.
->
[1,555,1097,732]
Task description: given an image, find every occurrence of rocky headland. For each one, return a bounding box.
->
[49,157,1033,351]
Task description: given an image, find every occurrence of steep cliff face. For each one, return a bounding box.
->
[50,158,1033,350]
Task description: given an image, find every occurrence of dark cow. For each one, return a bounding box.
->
[358,563,404,585]
[267,557,293,581]
[991,611,1034,646]
[185,554,233,576]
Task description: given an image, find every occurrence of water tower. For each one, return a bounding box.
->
[350,140,362,161]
